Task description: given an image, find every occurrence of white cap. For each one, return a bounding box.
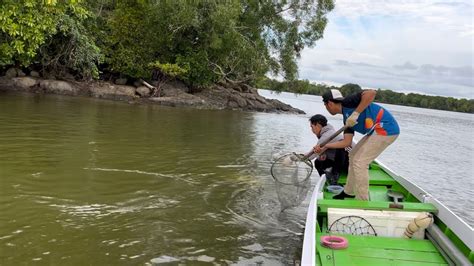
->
[322,89,345,102]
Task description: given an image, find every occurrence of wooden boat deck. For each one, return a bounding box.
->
[315,163,448,265]
[307,161,473,265]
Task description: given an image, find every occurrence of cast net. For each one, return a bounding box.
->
[270,153,313,211]
[328,215,377,236]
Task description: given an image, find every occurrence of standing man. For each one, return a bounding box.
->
[315,89,400,200]
[306,114,349,185]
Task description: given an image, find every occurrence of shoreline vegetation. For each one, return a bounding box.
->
[0,1,332,114]
[1,1,471,114]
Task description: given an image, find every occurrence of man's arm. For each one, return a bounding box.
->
[355,90,376,113]
[345,90,376,127]
[314,133,353,154]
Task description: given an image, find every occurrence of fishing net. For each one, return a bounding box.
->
[328,215,377,236]
[270,153,313,210]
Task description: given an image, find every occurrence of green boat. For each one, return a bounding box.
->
[301,160,473,265]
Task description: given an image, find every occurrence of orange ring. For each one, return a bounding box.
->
[320,236,348,249]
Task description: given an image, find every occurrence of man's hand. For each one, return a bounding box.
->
[346,111,360,127]
[313,144,327,154]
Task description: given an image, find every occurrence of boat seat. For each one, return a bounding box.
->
[327,208,428,239]
[318,199,438,214]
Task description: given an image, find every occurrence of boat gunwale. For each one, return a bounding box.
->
[301,172,326,265]
[375,160,474,251]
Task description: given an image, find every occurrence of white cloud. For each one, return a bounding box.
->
[298,0,473,98]
[393,62,418,70]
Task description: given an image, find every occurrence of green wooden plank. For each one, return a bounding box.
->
[369,186,389,202]
[322,235,438,251]
[319,255,448,266]
[335,166,397,186]
[318,199,438,213]
[368,168,397,185]
[317,235,447,266]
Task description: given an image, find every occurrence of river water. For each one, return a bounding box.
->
[0,90,472,265]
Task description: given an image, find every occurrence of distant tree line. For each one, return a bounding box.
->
[258,78,474,114]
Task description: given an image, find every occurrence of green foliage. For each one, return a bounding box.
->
[241,0,334,81]
[149,61,188,78]
[258,76,336,95]
[148,61,189,96]
[375,89,474,113]
[0,0,86,66]
[100,1,333,85]
[101,1,156,78]
[1,1,334,86]
[340,83,362,96]
[176,52,217,87]
[37,7,103,79]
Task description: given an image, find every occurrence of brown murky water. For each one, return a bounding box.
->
[0,92,309,265]
[1,90,472,265]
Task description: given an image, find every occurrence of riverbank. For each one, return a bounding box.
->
[0,73,304,114]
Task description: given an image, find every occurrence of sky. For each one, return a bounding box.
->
[298,0,474,99]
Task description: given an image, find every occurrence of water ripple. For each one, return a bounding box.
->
[83,167,200,185]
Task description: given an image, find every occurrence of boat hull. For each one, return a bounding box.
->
[301,160,473,265]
